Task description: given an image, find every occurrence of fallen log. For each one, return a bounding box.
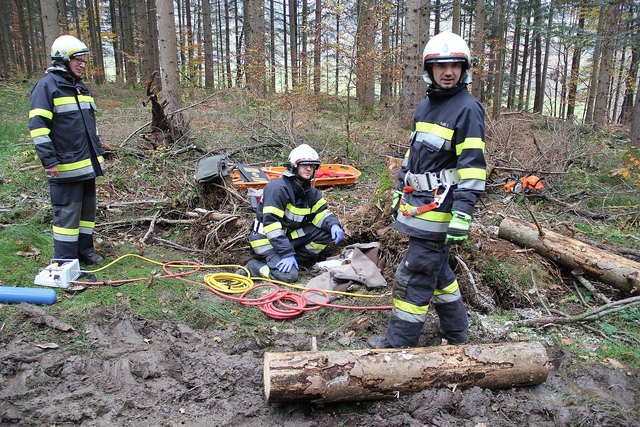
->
[498,217,640,295]
[264,341,549,403]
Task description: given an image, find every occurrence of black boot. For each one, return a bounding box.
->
[367,335,393,349]
[434,299,469,345]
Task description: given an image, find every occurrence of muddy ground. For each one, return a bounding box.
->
[1,299,638,426]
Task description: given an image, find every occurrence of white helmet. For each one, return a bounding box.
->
[51,35,89,63]
[422,31,472,86]
[288,144,320,168]
[285,144,320,177]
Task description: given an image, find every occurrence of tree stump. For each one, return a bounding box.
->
[264,341,549,403]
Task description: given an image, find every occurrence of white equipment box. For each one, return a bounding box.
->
[34,259,81,288]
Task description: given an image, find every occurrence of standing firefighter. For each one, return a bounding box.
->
[240,144,345,282]
[368,31,486,348]
[28,35,106,264]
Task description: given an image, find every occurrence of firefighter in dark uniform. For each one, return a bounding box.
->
[29,35,105,264]
[368,31,486,348]
[240,144,345,282]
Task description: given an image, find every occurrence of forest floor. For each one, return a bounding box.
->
[1,85,639,426]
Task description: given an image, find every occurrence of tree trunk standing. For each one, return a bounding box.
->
[19,0,34,76]
[0,0,12,77]
[270,0,277,92]
[566,3,585,121]
[434,0,440,34]
[110,0,123,84]
[584,3,606,124]
[224,0,232,88]
[356,0,376,109]
[121,0,137,84]
[498,217,640,295]
[244,0,266,97]
[517,7,531,110]
[631,83,640,146]
[399,0,426,128]
[282,0,289,91]
[301,0,308,89]
[156,0,183,111]
[234,0,242,86]
[379,1,391,104]
[70,0,81,37]
[490,0,506,119]
[313,0,321,93]
[137,0,158,86]
[201,0,214,88]
[264,342,550,403]
[334,1,340,95]
[288,0,298,88]
[593,0,623,129]
[451,0,461,34]
[39,0,58,58]
[539,0,554,114]
[58,0,68,31]
[184,0,194,84]
[85,0,105,83]
[619,5,639,124]
[532,0,543,113]
[471,0,485,101]
[506,2,522,110]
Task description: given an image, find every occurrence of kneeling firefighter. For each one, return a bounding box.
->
[241,144,345,282]
[368,31,486,348]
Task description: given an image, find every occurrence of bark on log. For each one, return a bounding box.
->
[264,341,549,403]
[498,217,640,295]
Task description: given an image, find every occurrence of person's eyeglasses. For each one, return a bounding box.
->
[71,57,87,65]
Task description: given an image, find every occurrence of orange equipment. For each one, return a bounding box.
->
[503,175,545,194]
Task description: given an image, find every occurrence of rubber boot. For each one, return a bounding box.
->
[433,299,469,345]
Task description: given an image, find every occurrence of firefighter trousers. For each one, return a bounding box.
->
[385,237,469,347]
[247,223,332,282]
[49,179,97,260]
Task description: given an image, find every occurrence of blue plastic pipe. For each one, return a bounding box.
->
[0,286,57,305]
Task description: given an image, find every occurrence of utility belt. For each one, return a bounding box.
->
[404,168,459,192]
[400,168,459,217]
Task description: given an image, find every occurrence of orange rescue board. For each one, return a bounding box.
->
[232,164,361,190]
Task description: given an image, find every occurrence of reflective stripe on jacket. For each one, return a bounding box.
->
[395,85,486,241]
[254,175,340,257]
[29,66,105,182]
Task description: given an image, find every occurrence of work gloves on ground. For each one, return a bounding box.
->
[445,210,472,245]
[276,256,298,273]
[331,224,345,244]
[390,190,402,219]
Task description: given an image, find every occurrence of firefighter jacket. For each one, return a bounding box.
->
[255,175,341,258]
[394,84,486,241]
[29,65,105,183]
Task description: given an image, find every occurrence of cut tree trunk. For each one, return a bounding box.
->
[498,217,640,295]
[264,341,549,403]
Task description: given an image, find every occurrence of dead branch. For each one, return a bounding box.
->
[141,211,161,244]
[454,255,496,313]
[541,194,609,220]
[154,238,203,253]
[571,270,612,304]
[98,199,169,209]
[511,296,640,326]
[98,216,196,229]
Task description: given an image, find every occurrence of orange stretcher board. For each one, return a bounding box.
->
[232,164,361,190]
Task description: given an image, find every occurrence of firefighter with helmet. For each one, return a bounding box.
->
[28,35,106,264]
[368,31,486,348]
[239,144,345,282]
